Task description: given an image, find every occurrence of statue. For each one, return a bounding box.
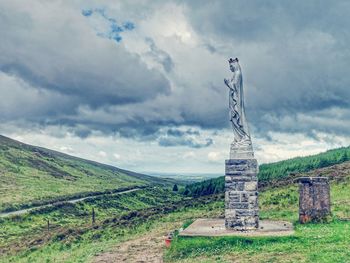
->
[224,58,254,159]
[224,58,259,230]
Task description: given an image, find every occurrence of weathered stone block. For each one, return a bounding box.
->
[235,209,259,217]
[228,202,249,209]
[225,159,258,175]
[225,209,236,218]
[237,182,245,191]
[248,195,258,204]
[225,158,259,231]
[245,181,258,191]
[241,192,249,202]
[226,175,258,182]
[229,195,240,202]
[296,177,331,223]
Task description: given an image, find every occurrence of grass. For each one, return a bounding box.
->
[2,176,349,262]
[164,178,350,263]
[165,221,350,263]
[0,135,171,212]
[0,188,184,248]
[1,134,349,262]
[0,189,223,262]
[2,202,224,263]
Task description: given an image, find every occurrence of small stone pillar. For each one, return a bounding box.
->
[296,177,331,223]
[225,159,259,230]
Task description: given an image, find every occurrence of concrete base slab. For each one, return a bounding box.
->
[179,218,294,237]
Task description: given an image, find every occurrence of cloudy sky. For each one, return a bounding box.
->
[1,0,349,175]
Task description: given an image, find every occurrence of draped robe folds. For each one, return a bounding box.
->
[226,63,251,146]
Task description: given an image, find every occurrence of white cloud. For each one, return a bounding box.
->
[98,151,107,157]
[183,151,195,159]
[208,152,221,162]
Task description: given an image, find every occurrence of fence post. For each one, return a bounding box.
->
[92,208,95,224]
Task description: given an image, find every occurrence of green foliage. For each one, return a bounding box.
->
[173,184,179,192]
[184,177,224,197]
[0,188,183,248]
[260,187,298,207]
[182,219,194,229]
[258,146,350,181]
[0,189,222,262]
[0,135,172,212]
[184,146,350,197]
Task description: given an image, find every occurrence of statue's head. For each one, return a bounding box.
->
[228,57,239,72]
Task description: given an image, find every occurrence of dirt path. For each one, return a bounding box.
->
[93,221,182,263]
[93,235,165,263]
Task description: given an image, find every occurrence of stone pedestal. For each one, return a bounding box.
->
[296,177,331,223]
[230,144,254,159]
[225,159,259,230]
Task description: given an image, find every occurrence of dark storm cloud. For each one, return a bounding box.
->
[0,0,350,145]
[158,136,213,148]
[166,128,200,137]
[0,1,170,122]
[162,128,212,148]
[181,0,350,137]
[156,128,212,148]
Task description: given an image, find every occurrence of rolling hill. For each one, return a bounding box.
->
[1,148,350,262]
[184,146,350,197]
[0,135,171,212]
[1,139,350,262]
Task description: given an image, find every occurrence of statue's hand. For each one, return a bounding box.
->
[224,78,230,87]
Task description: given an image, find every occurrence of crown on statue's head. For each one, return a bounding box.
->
[228,57,239,64]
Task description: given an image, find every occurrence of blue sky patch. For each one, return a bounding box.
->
[82,8,135,43]
[82,9,93,17]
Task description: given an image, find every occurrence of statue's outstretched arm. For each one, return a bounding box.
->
[224,78,233,90]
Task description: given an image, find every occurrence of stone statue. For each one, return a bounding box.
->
[224,58,254,159]
[224,58,259,230]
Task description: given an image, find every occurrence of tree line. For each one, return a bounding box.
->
[183,146,350,197]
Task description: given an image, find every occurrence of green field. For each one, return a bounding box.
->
[1,171,349,262]
[0,135,171,212]
[165,177,350,263]
[0,188,222,262]
[1,135,350,262]
[163,161,350,263]
[166,221,350,263]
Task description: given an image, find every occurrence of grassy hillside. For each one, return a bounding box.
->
[0,187,220,262]
[165,172,350,263]
[0,135,171,212]
[1,164,349,262]
[1,138,350,262]
[184,147,350,197]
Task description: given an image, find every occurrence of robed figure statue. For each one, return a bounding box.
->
[224,58,254,159]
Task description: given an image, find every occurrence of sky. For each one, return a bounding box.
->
[0,0,349,175]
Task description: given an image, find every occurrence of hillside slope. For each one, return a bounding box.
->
[0,135,170,212]
[184,146,350,196]
[1,158,349,262]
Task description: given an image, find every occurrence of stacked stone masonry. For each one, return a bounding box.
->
[296,177,331,223]
[225,159,259,230]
